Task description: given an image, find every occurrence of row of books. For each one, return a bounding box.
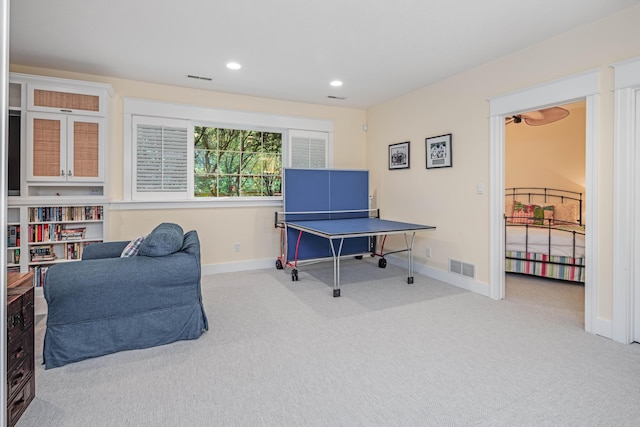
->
[29,205,104,223]
[7,224,20,247]
[29,265,49,287]
[29,241,101,263]
[28,224,86,243]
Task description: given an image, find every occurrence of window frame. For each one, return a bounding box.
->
[123,98,333,204]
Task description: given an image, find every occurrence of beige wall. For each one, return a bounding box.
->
[506,101,586,199]
[9,64,367,267]
[366,5,640,322]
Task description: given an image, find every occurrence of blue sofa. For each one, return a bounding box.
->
[43,223,209,369]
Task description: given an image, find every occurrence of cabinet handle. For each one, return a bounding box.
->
[61,170,65,176]
[10,371,24,386]
[68,170,73,176]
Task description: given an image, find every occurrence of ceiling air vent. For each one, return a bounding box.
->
[187,74,213,81]
[327,96,346,100]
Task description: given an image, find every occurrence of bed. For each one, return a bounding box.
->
[505,187,585,283]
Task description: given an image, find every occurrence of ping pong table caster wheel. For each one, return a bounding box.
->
[275,259,283,270]
[378,258,387,268]
[291,269,299,281]
[355,255,363,260]
[333,289,341,297]
[407,276,414,284]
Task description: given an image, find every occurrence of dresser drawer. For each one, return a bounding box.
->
[7,355,34,399]
[7,375,34,427]
[7,288,34,342]
[7,330,33,373]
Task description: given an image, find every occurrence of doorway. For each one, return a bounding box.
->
[504,101,586,326]
[488,70,600,335]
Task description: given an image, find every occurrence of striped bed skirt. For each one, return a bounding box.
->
[505,251,585,283]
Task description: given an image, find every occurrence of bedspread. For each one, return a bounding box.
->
[505,224,585,258]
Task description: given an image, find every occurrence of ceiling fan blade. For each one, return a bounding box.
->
[523,107,570,126]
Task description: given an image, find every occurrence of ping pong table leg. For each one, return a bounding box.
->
[405,232,416,284]
[329,238,345,297]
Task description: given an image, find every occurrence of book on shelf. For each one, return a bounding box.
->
[7,224,19,247]
[59,227,86,240]
[29,265,50,287]
[30,244,56,262]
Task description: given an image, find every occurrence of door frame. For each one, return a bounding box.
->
[488,69,601,336]
[612,56,640,344]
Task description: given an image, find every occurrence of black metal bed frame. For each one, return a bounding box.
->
[504,187,585,281]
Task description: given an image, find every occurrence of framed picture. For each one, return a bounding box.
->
[389,141,410,170]
[426,133,452,169]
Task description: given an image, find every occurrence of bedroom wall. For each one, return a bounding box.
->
[366,4,640,323]
[505,101,586,198]
[9,64,368,269]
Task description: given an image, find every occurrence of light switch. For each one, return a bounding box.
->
[476,183,484,195]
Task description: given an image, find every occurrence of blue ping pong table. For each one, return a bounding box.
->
[281,217,435,297]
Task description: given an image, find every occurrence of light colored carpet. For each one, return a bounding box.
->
[17,260,640,426]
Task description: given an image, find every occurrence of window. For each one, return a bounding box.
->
[194,126,282,197]
[124,98,332,203]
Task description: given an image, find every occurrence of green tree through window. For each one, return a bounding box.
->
[194,126,282,197]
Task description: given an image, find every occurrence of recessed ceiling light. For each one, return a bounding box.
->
[227,62,242,70]
[330,80,343,87]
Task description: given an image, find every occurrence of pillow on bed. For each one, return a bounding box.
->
[505,199,514,218]
[554,203,578,224]
[533,205,554,225]
[511,201,535,224]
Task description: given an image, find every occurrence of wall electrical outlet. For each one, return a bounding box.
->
[426,247,432,258]
[234,243,240,252]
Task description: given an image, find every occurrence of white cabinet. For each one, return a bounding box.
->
[27,84,107,116]
[26,112,104,182]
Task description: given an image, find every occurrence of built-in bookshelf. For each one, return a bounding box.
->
[27,205,104,287]
[7,207,21,273]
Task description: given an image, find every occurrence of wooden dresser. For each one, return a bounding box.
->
[7,272,35,427]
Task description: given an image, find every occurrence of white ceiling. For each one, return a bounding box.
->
[9,0,640,109]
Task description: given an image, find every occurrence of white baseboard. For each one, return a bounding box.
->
[202,258,275,275]
[385,254,491,297]
[593,316,613,340]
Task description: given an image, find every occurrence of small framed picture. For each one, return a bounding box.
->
[426,133,452,169]
[389,141,410,170]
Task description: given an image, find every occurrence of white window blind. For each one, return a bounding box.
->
[289,130,329,168]
[133,116,190,197]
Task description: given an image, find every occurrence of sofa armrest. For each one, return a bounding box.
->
[82,241,129,260]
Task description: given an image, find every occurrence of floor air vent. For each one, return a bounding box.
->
[449,258,476,279]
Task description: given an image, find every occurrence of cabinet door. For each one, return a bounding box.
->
[67,116,103,182]
[27,84,104,116]
[26,112,67,182]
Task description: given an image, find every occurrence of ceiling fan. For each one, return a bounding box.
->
[505,106,570,126]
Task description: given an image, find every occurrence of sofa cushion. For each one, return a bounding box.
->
[120,235,146,257]
[138,223,184,257]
